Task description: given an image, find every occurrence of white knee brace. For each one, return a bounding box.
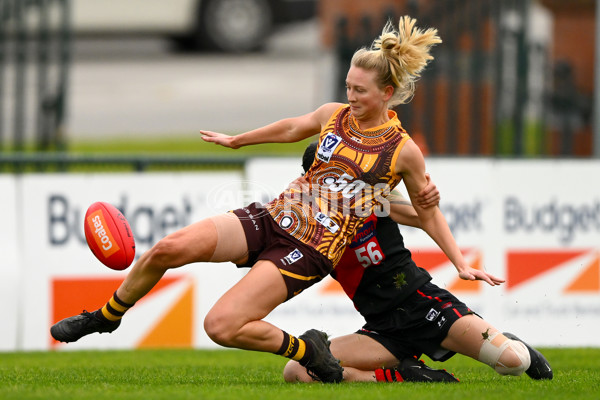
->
[478,332,531,376]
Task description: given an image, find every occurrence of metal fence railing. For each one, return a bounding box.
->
[333,0,593,157]
[0,153,247,173]
[0,0,71,153]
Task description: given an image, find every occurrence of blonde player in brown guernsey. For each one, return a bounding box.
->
[52,16,499,384]
[265,103,410,269]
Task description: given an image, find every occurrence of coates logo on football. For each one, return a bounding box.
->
[87,209,120,258]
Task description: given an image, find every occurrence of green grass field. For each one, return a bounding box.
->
[1,347,598,400]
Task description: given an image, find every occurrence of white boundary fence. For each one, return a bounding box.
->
[1,158,599,351]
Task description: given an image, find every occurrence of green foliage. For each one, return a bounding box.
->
[393,272,407,289]
[1,347,599,400]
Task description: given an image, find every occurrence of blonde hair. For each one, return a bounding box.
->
[351,16,442,107]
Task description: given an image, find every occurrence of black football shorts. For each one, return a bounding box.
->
[357,281,478,361]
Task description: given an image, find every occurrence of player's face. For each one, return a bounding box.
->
[345,66,389,121]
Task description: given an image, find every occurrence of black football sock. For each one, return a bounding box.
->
[276,331,309,363]
[97,291,135,322]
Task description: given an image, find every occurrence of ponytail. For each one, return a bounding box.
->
[351,16,441,106]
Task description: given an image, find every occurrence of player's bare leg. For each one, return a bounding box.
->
[51,213,248,343]
[51,212,343,382]
[502,332,553,379]
[284,333,457,383]
[440,314,549,378]
[284,333,397,382]
[117,213,247,304]
[332,333,399,370]
[204,260,288,351]
[205,260,342,383]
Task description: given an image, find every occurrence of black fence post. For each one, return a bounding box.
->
[513,0,529,156]
[396,3,414,138]
[444,0,457,155]
[55,0,71,153]
[334,16,350,102]
[421,28,433,154]
[13,0,26,152]
[0,0,7,152]
[0,0,71,155]
[468,0,483,155]
[37,0,51,151]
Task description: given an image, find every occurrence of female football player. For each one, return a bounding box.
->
[52,16,501,383]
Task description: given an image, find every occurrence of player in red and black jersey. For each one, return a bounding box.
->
[283,143,553,383]
[332,212,431,317]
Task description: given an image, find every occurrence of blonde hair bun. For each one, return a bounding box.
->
[351,16,442,106]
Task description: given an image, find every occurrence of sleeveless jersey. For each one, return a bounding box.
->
[331,214,432,316]
[265,105,410,266]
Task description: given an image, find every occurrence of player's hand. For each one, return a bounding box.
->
[199,130,239,149]
[416,173,440,208]
[458,266,505,286]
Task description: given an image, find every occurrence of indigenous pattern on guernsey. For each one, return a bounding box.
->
[265,105,411,266]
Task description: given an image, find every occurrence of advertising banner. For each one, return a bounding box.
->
[19,172,245,351]
[246,157,600,347]
[397,159,502,328]
[7,159,600,351]
[0,177,19,351]
[494,161,600,346]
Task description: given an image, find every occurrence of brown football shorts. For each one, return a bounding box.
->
[232,202,333,300]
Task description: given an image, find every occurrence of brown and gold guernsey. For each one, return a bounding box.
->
[265,105,411,266]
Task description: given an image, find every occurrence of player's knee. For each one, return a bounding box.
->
[145,239,175,269]
[203,309,238,347]
[479,333,531,376]
[497,341,530,375]
[146,236,189,270]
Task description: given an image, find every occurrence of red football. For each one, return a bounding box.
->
[84,202,135,270]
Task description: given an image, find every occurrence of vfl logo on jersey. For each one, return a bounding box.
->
[282,249,304,265]
[315,211,340,233]
[317,133,342,162]
[425,308,440,321]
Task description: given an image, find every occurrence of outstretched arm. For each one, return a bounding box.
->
[394,140,504,286]
[200,103,342,149]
